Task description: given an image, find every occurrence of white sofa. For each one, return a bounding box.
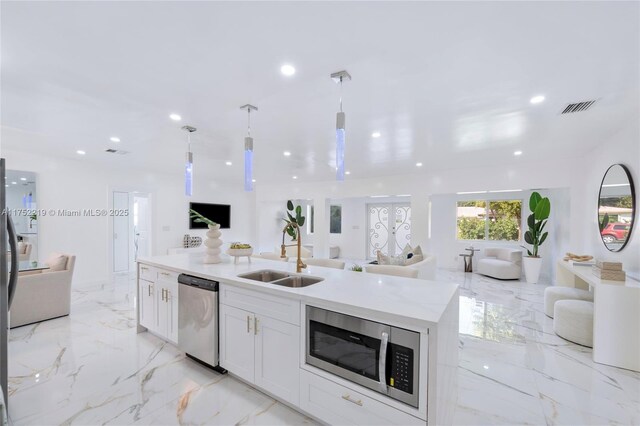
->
[372,254,437,280]
[10,254,76,328]
[476,248,522,280]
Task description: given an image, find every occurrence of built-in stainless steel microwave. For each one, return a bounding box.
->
[305,306,421,408]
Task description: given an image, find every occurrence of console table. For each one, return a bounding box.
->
[556,260,640,372]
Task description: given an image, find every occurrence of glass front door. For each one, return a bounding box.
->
[367,204,411,259]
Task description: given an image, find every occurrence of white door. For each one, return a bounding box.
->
[367,204,412,258]
[219,304,255,383]
[113,191,129,272]
[132,194,151,268]
[254,315,300,405]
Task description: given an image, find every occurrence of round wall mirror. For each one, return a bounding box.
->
[598,164,635,252]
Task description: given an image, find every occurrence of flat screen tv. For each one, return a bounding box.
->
[189,202,231,229]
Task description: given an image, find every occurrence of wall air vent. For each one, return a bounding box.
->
[561,100,597,114]
[104,148,130,155]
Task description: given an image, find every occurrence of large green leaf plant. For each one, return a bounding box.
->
[283,200,306,241]
[523,192,551,257]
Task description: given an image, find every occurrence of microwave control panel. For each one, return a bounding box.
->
[388,344,413,394]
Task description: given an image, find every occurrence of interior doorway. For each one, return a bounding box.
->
[367,203,412,258]
[112,191,152,273]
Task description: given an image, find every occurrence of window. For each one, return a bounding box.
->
[330,205,342,234]
[457,200,521,241]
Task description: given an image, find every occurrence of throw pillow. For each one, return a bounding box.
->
[413,245,423,257]
[401,244,412,258]
[45,253,68,272]
[377,251,406,266]
[405,254,424,266]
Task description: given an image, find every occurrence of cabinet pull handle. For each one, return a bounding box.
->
[254,317,258,335]
[160,272,170,276]
[162,288,166,302]
[341,394,363,406]
[148,284,152,297]
[165,289,170,303]
[247,315,251,333]
[141,266,148,271]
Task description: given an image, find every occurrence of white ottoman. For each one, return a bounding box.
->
[544,286,594,318]
[553,300,594,347]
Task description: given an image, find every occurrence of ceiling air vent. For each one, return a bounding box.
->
[561,100,597,114]
[104,148,130,155]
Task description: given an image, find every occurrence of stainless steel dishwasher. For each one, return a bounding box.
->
[177,274,226,373]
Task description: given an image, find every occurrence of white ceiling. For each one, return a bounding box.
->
[1,1,638,185]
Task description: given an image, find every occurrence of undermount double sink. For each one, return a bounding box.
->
[237,269,324,288]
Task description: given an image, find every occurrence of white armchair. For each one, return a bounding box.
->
[476,248,522,280]
[6,242,32,262]
[10,254,76,328]
[407,254,437,280]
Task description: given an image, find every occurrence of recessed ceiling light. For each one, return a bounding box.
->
[345,171,351,175]
[416,162,423,167]
[225,161,232,166]
[169,113,182,121]
[283,151,291,157]
[456,191,488,195]
[20,177,26,181]
[530,95,545,104]
[76,150,86,155]
[110,137,120,143]
[292,176,298,179]
[280,64,296,76]
[514,150,523,156]
[371,132,381,138]
[252,179,256,183]
[11,182,17,185]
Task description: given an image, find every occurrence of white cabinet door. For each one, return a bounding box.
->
[254,315,300,405]
[219,304,255,383]
[164,279,178,343]
[139,279,156,332]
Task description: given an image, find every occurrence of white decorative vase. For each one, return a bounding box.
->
[523,256,543,284]
[203,224,223,264]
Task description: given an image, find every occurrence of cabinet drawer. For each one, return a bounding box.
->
[156,268,179,283]
[300,370,423,426]
[139,264,157,281]
[220,283,300,326]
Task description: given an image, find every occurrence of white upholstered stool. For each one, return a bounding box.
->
[553,300,594,347]
[544,286,594,318]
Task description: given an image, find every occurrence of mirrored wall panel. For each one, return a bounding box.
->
[6,170,38,261]
[598,164,635,252]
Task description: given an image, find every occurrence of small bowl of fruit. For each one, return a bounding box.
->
[227,243,253,259]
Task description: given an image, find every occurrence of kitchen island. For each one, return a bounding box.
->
[137,253,459,425]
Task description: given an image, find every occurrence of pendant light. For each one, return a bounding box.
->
[182,125,196,196]
[240,104,258,192]
[331,70,351,181]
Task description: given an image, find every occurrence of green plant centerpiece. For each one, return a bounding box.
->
[189,209,218,227]
[350,264,363,272]
[283,200,306,241]
[522,191,551,284]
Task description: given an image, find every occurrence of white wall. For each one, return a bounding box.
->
[2,149,256,287]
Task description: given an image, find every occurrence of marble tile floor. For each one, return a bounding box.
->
[7,270,640,425]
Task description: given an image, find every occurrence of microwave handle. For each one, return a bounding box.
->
[378,331,389,392]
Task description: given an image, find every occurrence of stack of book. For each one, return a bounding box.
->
[592,259,626,281]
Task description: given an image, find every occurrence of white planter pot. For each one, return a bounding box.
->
[523,256,543,284]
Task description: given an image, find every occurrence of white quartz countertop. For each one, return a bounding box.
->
[137,253,459,328]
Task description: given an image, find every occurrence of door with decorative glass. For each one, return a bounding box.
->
[367,204,411,259]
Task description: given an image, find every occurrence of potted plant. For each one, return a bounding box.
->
[283,200,306,241]
[522,191,551,284]
[190,209,222,264]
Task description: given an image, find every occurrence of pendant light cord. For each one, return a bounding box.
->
[247,109,251,136]
[339,76,343,113]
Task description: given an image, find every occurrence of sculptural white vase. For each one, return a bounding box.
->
[203,224,223,264]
